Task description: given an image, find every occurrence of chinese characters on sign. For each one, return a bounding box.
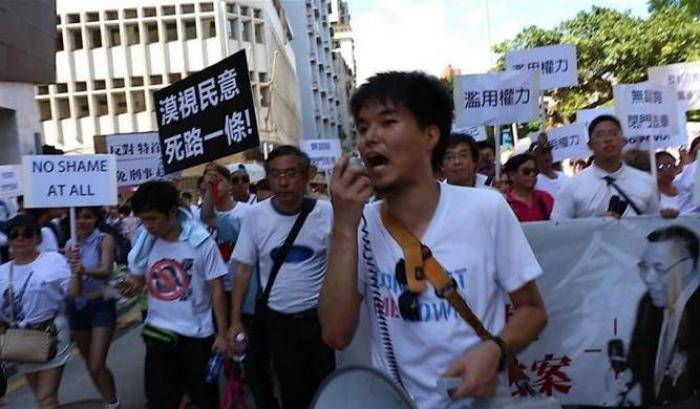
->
[545,123,591,163]
[648,61,700,110]
[301,139,342,171]
[453,71,540,127]
[506,44,578,90]
[0,165,22,198]
[155,49,259,174]
[106,132,165,188]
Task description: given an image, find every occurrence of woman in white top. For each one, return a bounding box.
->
[0,214,72,408]
[656,151,681,218]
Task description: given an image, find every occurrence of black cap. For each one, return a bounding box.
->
[5,214,40,235]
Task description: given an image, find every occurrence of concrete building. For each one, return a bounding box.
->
[328,0,355,148]
[0,1,56,164]
[36,0,302,154]
[284,0,340,140]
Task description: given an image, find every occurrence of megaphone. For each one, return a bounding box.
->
[310,365,417,409]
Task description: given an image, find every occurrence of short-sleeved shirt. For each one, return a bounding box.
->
[505,188,554,222]
[39,226,59,253]
[674,162,700,214]
[133,236,227,338]
[552,163,659,219]
[66,229,108,295]
[232,199,332,313]
[0,252,71,327]
[214,202,252,294]
[536,171,567,197]
[357,183,542,409]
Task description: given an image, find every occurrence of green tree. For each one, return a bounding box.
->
[649,0,700,16]
[494,6,700,123]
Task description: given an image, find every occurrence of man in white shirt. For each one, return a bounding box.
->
[673,161,700,214]
[231,165,257,205]
[320,71,547,408]
[228,146,335,409]
[442,134,489,188]
[529,138,567,197]
[552,115,659,219]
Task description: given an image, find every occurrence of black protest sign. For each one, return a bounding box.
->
[155,50,259,174]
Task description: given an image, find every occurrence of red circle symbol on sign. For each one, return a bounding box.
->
[147,259,190,301]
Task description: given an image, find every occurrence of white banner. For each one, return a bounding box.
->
[506,44,578,90]
[451,125,488,142]
[614,83,682,150]
[545,123,591,162]
[0,165,22,198]
[648,61,700,110]
[453,71,540,127]
[106,132,165,187]
[302,138,342,171]
[22,155,118,208]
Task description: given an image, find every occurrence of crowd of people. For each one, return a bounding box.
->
[0,69,697,409]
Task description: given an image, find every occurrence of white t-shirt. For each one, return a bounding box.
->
[134,237,227,338]
[536,171,567,197]
[0,252,71,327]
[552,163,659,219]
[39,226,59,252]
[475,173,489,188]
[659,192,680,211]
[674,162,700,214]
[232,199,332,313]
[214,203,252,291]
[357,183,542,409]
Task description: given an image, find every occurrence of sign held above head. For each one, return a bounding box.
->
[506,44,578,90]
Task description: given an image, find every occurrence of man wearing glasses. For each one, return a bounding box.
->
[628,225,700,407]
[231,165,257,205]
[552,115,659,219]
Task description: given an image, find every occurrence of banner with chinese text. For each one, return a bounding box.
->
[105,132,164,187]
[506,44,578,90]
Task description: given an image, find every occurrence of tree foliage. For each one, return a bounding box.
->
[494,6,700,123]
[649,0,700,16]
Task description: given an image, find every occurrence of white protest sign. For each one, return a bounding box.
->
[0,165,22,198]
[506,44,578,90]
[687,121,700,146]
[453,71,540,126]
[450,125,487,142]
[22,155,118,208]
[301,139,342,171]
[648,61,700,110]
[106,132,165,187]
[576,106,615,138]
[613,83,681,150]
[545,123,591,163]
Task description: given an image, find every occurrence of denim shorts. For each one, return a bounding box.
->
[67,298,117,330]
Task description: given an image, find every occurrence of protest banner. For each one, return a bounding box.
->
[301,138,342,172]
[505,44,578,90]
[545,123,591,163]
[154,49,259,174]
[450,125,488,142]
[613,83,682,150]
[21,155,118,208]
[453,71,540,127]
[105,132,164,187]
[648,61,700,110]
[0,165,22,198]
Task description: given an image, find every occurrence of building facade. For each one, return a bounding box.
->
[37,0,302,154]
[328,0,355,148]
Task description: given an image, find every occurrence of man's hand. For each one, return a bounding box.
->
[212,334,229,355]
[119,275,143,298]
[331,153,373,230]
[660,208,679,219]
[442,340,501,400]
[226,319,246,351]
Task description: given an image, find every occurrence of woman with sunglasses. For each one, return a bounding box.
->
[656,151,681,218]
[0,214,72,408]
[65,207,120,409]
[504,153,554,222]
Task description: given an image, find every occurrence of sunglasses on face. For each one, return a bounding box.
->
[657,163,676,171]
[8,229,35,240]
[519,167,538,176]
[231,176,250,184]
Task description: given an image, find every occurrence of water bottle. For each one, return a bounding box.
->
[204,352,225,384]
[232,333,247,363]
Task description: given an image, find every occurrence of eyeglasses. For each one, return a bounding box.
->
[520,167,538,176]
[231,176,250,184]
[657,163,676,171]
[8,229,35,240]
[268,168,303,179]
[638,256,692,277]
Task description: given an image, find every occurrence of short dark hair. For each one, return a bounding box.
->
[445,134,479,163]
[264,145,311,174]
[588,114,622,137]
[255,178,270,191]
[350,71,453,170]
[5,214,41,237]
[205,162,231,180]
[476,141,495,155]
[74,207,103,224]
[647,225,700,268]
[131,180,180,215]
[655,151,676,163]
[181,192,193,200]
[504,153,535,174]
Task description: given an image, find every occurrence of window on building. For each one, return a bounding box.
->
[126,24,140,45]
[228,18,239,40]
[254,23,264,44]
[200,2,214,12]
[95,94,108,115]
[105,10,118,20]
[258,72,268,83]
[76,96,90,117]
[149,75,163,85]
[165,22,178,41]
[56,83,68,93]
[131,91,146,112]
[38,100,51,121]
[181,4,195,14]
[128,76,143,86]
[88,27,102,48]
[184,20,196,40]
[226,4,237,13]
[37,85,49,95]
[142,7,156,17]
[113,93,127,114]
[56,98,71,119]
[260,85,270,107]
[69,28,83,50]
[86,12,99,22]
[56,31,64,51]
[162,6,176,16]
[254,9,262,19]
[56,15,62,25]
[75,81,87,92]
[124,9,137,19]
[242,20,252,42]
[240,6,249,16]
[167,73,181,83]
[67,13,80,23]
[203,18,215,38]
[112,78,125,88]
[108,26,121,46]
[94,80,106,90]
[146,23,159,43]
